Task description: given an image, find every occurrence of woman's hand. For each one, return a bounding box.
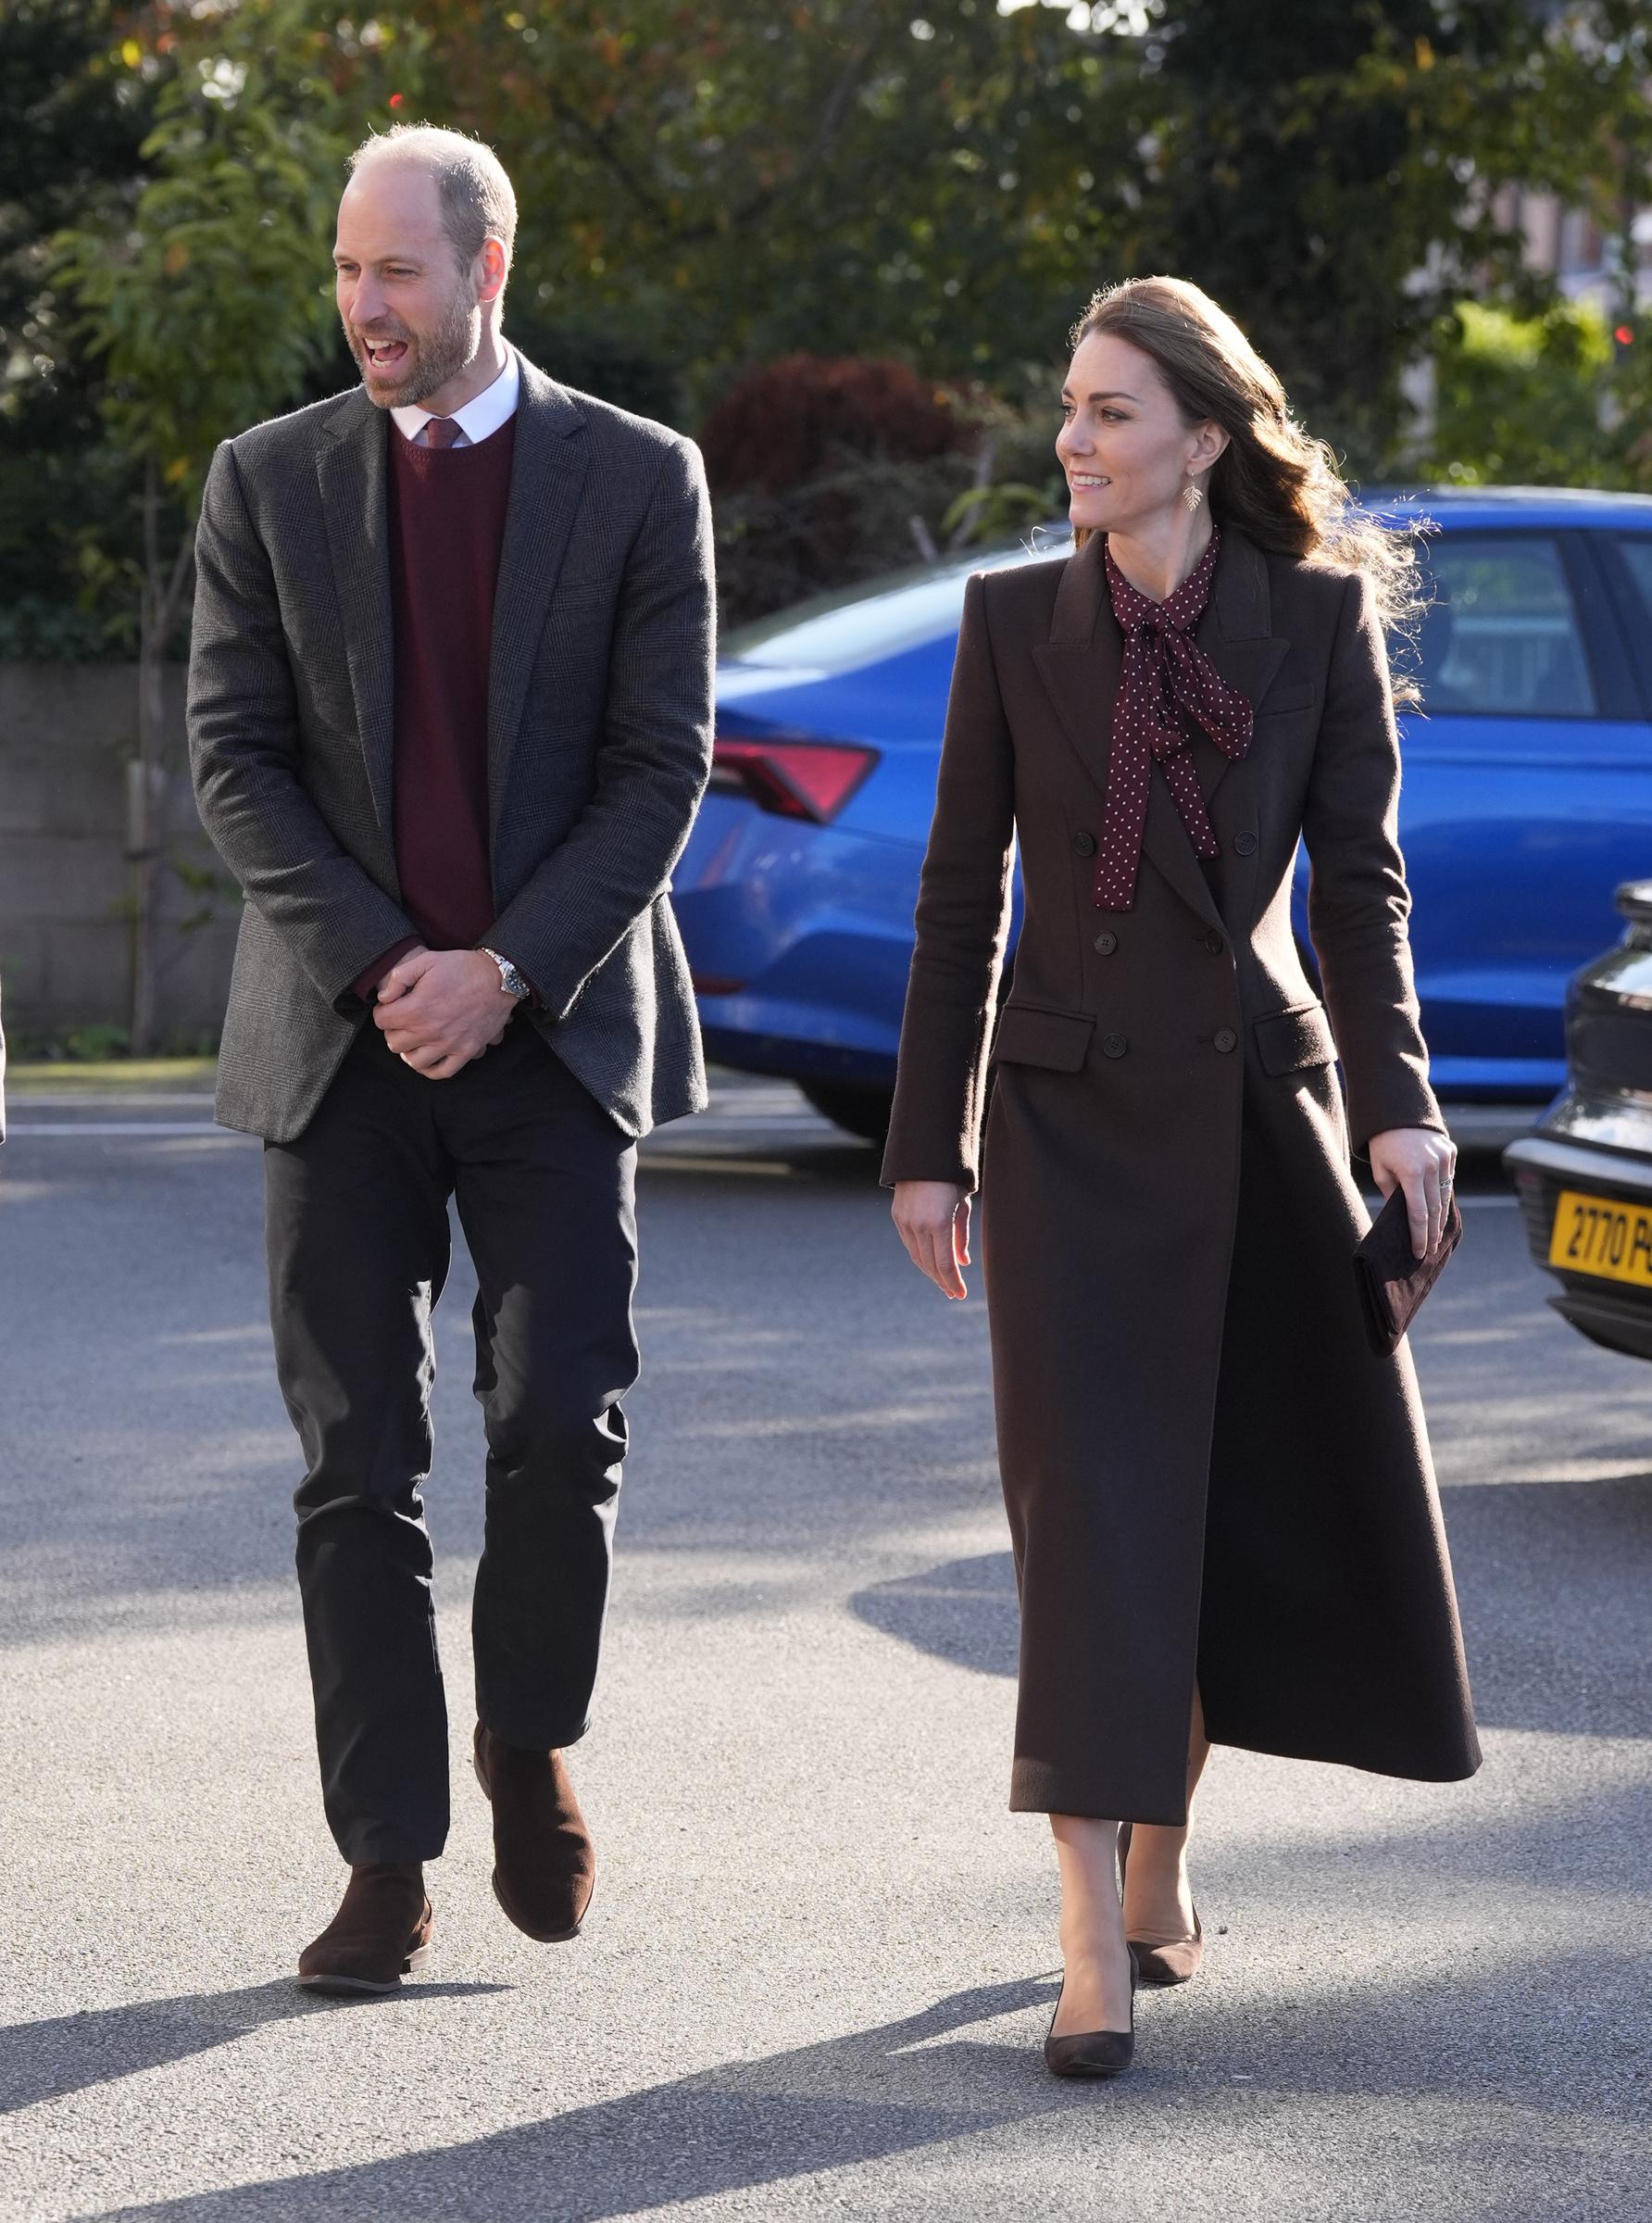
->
[1368,1125,1458,1260]
[893,1180,972,1300]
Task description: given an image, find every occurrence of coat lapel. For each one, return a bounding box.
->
[486,358,590,838]
[317,390,396,840]
[1192,530,1289,814]
[1032,534,1120,798]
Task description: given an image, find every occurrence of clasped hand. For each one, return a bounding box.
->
[1368,1124,1458,1260]
[372,946,516,1079]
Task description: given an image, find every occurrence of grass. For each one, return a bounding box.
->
[6,1057,217,1091]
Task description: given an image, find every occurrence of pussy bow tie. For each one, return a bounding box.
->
[1094,531,1254,911]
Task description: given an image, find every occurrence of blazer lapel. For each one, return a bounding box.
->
[486,359,590,838]
[317,390,396,840]
[1192,529,1289,810]
[1032,534,1120,800]
[1032,534,1225,935]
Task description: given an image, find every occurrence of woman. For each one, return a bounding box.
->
[884,277,1479,2080]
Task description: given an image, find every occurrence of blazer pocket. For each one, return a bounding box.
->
[1257,681,1318,718]
[992,1001,1095,1072]
[1254,1000,1337,1075]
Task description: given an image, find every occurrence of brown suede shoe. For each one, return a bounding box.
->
[473,1723,595,1942]
[296,1862,433,1995]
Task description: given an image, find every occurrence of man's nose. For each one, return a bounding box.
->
[351,278,386,326]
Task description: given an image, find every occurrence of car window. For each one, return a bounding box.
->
[1412,534,1595,717]
[721,539,1067,672]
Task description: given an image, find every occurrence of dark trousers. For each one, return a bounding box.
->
[263,1017,638,1864]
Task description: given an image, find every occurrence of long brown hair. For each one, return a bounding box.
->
[1069,277,1421,672]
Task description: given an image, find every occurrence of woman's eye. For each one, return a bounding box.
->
[1059,403,1075,421]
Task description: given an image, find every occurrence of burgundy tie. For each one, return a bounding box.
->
[419,416,462,448]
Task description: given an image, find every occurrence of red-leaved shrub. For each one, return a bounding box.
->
[699,355,979,496]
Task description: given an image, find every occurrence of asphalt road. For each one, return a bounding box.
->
[0,1075,1646,2222]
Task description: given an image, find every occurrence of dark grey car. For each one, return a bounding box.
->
[1506,879,1652,1359]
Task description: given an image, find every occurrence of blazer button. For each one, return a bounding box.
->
[1102,1032,1128,1058]
[1233,831,1258,857]
[1072,830,1097,857]
[1204,930,1225,955]
[1095,931,1119,955]
[1214,1027,1238,1053]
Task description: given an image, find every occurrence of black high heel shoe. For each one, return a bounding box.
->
[1044,1953,1137,2079]
[1120,1820,1205,1987]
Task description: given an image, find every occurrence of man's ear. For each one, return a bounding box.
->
[477,237,507,306]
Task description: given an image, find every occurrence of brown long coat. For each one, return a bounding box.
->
[882,528,1480,1824]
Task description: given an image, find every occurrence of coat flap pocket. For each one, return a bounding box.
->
[1254,1001,1337,1075]
[992,1002,1095,1072]
[1257,680,1318,717]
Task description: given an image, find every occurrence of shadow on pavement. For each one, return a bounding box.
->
[0,1979,509,2116]
[852,1551,1019,1679]
[90,1977,1059,2221]
[86,1944,1649,2220]
[851,1471,1652,1741]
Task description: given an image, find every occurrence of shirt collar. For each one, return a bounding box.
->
[391,346,520,448]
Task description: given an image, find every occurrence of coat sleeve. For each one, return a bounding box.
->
[482,435,716,1023]
[880,572,1017,1193]
[187,439,419,1012]
[1302,568,1445,1156]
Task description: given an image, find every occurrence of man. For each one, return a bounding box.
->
[188,125,714,1991]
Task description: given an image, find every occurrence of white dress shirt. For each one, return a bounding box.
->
[390,347,520,448]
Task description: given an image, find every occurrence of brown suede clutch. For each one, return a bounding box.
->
[1355,1183,1464,1356]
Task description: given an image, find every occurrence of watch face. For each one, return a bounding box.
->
[482,949,528,999]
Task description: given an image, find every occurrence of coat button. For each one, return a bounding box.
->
[1102,1032,1128,1058]
[1095,931,1118,955]
[1214,1027,1238,1053]
[1204,930,1225,955]
[1072,830,1096,857]
[1233,831,1258,857]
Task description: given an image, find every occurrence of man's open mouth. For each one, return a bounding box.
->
[363,338,409,370]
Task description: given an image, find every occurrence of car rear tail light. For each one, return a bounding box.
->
[708,735,879,823]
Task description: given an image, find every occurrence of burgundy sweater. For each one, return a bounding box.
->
[353,417,517,998]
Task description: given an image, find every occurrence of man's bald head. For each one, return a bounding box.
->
[345,124,517,284]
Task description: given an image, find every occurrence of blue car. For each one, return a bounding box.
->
[675,489,1652,1139]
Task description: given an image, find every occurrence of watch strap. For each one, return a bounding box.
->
[479,946,530,1000]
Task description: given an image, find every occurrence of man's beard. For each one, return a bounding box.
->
[346,284,479,409]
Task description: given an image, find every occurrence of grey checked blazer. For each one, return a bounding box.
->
[188,356,715,1143]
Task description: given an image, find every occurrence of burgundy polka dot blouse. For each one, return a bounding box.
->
[1095,530,1254,911]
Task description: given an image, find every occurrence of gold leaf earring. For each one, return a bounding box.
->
[1183,480,1204,513]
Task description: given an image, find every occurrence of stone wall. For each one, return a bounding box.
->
[0,664,239,1043]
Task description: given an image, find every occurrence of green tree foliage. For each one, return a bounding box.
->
[330,0,1131,401]
[1529,2,1652,373]
[0,0,159,656]
[52,6,360,1047]
[1424,298,1652,488]
[1111,0,1551,471]
[11,0,1652,663]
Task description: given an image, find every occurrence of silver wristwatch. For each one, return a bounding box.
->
[479,947,531,1001]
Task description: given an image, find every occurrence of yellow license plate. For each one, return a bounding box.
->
[1547,1188,1652,1287]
